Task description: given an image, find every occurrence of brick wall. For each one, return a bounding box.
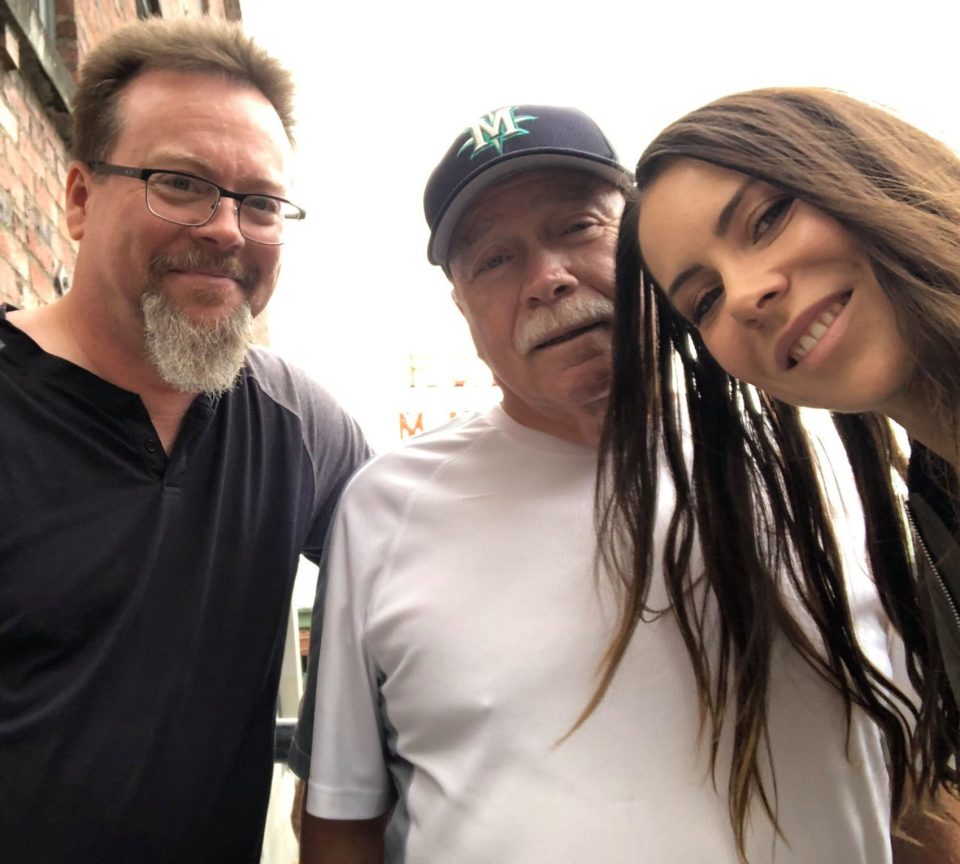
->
[0,60,72,308]
[0,0,247,316]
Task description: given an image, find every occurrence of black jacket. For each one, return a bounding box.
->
[908,446,960,702]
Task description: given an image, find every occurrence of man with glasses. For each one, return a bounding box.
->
[0,18,369,863]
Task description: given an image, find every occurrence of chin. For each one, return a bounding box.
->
[564,370,611,407]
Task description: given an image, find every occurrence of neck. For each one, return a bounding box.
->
[500,395,607,449]
[7,293,197,453]
[884,382,959,470]
[899,415,959,470]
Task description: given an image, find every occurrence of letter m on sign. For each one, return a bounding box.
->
[399,412,424,439]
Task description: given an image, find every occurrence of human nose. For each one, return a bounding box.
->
[724,263,788,326]
[520,246,576,307]
[189,197,245,250]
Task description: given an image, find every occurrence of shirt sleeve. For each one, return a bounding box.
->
[262,359,372,779]
[303,470,396,818]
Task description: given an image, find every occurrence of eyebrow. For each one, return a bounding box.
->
[146,152,286,195]
[453,218,495,258]
[665,177,757,299]
[452,183,618,262]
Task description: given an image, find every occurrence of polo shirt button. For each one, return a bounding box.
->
[144,439,159,453]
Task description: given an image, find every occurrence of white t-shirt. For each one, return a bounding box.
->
[308,405,898,863]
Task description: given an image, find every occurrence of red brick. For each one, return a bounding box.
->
[7,180,24,215]
[58,232,78,270]
[42,135,59,167]
[57,18,77,40]
[11,211,27,244]
[57,212,72,243]
[0,230,27,279]
[28,230,54,274]
[29,258,56,303]
[1,75,22,109]
[22,139,44,178]
[0,162,15,192]
[5,141,27,184]
[0,100,18,142]
[0,229,14,261]
[3,83,27,125]
[35,184,59,222]
[0,257,19,304]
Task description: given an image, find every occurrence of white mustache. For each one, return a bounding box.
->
[514,293,614,354]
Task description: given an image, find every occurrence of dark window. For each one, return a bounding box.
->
[32,0,56,36]
[136,0,161,19]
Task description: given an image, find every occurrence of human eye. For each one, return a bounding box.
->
[474,252,509,277]
[242,195,282,225]
[245,195,281,214]
[564,218,597,234]
[689,285,723,326]
[151,172,210,200]
[752,195,795,243]
[559,209,607,239]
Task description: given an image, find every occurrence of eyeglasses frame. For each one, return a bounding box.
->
[86,161,306,246]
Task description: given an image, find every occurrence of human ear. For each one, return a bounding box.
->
[65,162,93,241]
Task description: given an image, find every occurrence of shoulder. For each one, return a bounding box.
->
[243,348,363,437]
[337,411,497,504]
[242,346,371,473]
[244,346,343,417]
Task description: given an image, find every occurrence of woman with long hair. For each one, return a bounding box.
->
[600,88,960,860]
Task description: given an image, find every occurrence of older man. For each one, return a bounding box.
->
[296,106,920,863]
[0,18,369,863]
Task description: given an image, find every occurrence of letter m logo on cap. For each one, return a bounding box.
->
[458,107,538,159]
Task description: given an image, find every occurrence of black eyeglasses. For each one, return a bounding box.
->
[88,162,306,246]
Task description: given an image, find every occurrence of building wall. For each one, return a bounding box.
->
[0,0,243,311]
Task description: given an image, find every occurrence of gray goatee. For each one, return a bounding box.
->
[141,252,257,397]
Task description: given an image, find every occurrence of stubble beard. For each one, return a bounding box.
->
[140,252,257,398]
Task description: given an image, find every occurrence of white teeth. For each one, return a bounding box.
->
[788,297,849,365]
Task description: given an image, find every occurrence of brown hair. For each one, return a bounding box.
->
[598,88,960,860]
[71,17,296,162]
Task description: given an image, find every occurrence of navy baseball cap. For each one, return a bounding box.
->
[424,105,629,267]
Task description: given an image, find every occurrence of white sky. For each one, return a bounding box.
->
[242,0,959,453]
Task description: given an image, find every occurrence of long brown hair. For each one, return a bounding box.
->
[598,88,960,859]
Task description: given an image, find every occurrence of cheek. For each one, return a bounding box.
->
[262,252,283,283]
[593,238,618,297]
[701,326,760,384]
[251,247,282,286]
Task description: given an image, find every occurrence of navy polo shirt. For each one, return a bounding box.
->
[0,308,370,862]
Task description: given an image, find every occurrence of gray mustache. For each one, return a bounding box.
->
[514,294,614,354]
[148,250,258,291]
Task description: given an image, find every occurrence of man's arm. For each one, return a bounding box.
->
[291,778,306,841]
[293,457,398,860]
[892,791,960,864]
[300,812,389,864]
